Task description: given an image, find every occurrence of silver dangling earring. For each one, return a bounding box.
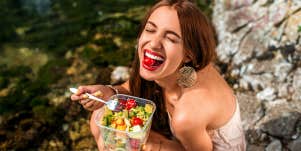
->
[177,66,197,88]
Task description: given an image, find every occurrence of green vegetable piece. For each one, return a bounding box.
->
[123,109,128,119]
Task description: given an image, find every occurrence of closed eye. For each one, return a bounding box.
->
[167,37,176,43]
[166,35,180,43]
[145,28,155,33]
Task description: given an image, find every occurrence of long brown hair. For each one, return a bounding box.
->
[129,0,217,138]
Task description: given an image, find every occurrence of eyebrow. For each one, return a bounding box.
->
[147,21,182,39]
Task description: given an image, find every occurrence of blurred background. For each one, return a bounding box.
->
[0,0,300,150]
[0,0,210,150]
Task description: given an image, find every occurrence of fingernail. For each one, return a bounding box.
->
[82,94,88,99]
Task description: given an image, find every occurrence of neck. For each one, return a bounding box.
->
[155,74,182,98]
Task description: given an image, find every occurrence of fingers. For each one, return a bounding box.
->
[83,101,103,111]
[71,87,102,101]
[71,93,88,101]
[69,85,105,111]
[79,99,90,105]
[77,86,91,95]
[93,90,103,98]
[80,90,105,111]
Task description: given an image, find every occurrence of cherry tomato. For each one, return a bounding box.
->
[143,57,155,66]
[119,99,127,109]
[131,117,143,126]
[126,99,137,110]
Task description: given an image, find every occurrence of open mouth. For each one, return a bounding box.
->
[142,49,165,71]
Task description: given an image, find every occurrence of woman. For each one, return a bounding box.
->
[71,0,246,150]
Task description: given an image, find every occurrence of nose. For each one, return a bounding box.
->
[150,36,163,50]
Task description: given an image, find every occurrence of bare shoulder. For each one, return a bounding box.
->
[172,89,214,131]
[172,64,236,131]
[170,89,214,150]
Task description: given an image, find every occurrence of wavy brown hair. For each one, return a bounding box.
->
[129,0,217,138]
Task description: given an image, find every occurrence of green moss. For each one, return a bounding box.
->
[36,58,69,85]
[30,97,49,107]
[32,106,57,125]
[0,76,8,89]
[298,25,301,32]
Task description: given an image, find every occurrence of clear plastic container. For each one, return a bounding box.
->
[95,94,156,151]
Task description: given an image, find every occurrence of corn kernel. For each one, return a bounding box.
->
[116,118,124,125]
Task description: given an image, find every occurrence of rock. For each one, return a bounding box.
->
[273,60,293,82]
[239,73,273,91]
[245,128,269,145]
[259,111,301,140]
[268,0,288,26]
[224,0,254,10]
[256,87,276,102]
[232,33,257,65]
[212,0,301,149]
[246,144,265,151]
[288,137,301,151]
[285,11,301,42]
[247,60,274,74]
[215,32,240,63]
[289,0,301,13]
[110,66,130,85]
[236,92,264,129]
[292,68,301,101]
[277,84,290,98]
[265,139,282,151]
[225,5,265,32]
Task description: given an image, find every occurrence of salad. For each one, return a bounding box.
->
[100,98,153,132]
[96,94,155,151]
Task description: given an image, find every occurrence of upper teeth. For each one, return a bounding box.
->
[145,52,164,61]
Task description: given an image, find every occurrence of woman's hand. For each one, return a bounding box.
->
[70,85,116,111]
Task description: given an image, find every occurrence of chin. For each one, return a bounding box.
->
[139,67,156,81]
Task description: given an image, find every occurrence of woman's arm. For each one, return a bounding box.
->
[175,125,213,151]
[144,131,185,151]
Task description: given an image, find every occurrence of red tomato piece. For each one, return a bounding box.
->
[119,99,127,109]
[131,117,143,126]
[126,99,137,110]
[143,57,155,66]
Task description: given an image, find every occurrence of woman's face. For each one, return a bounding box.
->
[138,6,186,81]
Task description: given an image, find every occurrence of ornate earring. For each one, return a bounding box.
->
[177,66,197,88]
